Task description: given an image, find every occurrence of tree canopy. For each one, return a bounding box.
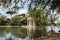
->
[10,14,27,26]
[0,0,60,10]
[28,6,48,26]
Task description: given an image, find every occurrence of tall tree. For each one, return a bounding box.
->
[29,6,48,26]
[28,7,48,38]
[28,0,60,34]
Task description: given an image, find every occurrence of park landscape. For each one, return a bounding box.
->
[0,0,60,40]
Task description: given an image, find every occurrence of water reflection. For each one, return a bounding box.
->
[0,33,32,40]
[47,26,60,33]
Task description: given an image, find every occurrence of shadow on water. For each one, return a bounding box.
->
[0,32,32,40]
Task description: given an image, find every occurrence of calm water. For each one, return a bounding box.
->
[0,33,32,40]
[0,26,60,40]
[47,26,60,33]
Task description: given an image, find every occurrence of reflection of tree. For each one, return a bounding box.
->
[0,27,27,38]
[0,27,6,37]
[6,37,12,40]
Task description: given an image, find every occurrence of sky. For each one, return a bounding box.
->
[0,7,28,18]
[0,0,30,18]
[0,0,60,21]
[1,9,28,18]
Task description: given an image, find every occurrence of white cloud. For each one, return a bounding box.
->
[18,9,27,14]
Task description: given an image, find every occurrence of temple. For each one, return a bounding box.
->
[27,17,36,38]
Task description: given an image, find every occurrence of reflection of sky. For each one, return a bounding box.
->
[47,26,60,33]
[3,33,31,40]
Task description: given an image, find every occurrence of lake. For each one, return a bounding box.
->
[0,33,32,40]
[0,26,60,40]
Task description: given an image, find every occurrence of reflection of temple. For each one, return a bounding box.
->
[21,17,36,38]
[27,17,36,38]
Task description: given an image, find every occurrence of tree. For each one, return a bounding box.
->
[48,13,58,33]
[28,7,48,38]
[0,0,27,10]
[28,0,60,35]
[51,0,60,10]
[10,14,27,26]
[28,0,60,11]
[29,7,48,26]
[1,0,60,12]
[0,15,7,25]
[6,18,10,25]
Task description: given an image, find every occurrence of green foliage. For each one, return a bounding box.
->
[0,15,7,25]
[6,18,10,25]
[0,13,27,26]
[29,7,48,26]
[28,7,48,38]
[10,14,27,26]
[28,0,60,12]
